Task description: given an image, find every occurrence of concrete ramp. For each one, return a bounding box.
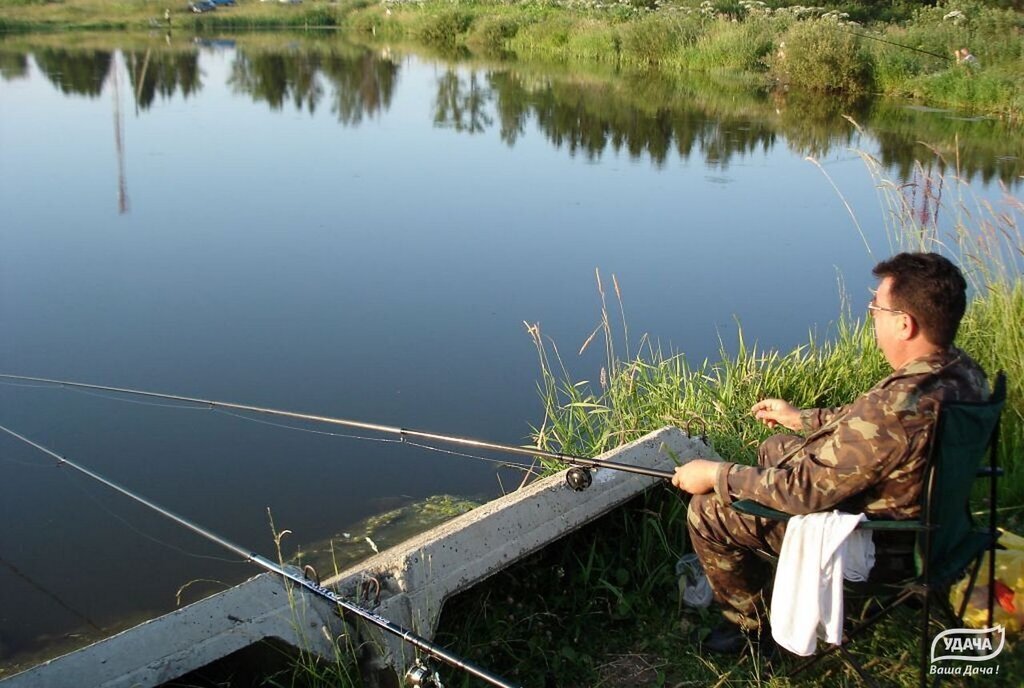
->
[1,426,716,687]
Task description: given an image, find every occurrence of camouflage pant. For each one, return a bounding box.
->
[686,434,802,631]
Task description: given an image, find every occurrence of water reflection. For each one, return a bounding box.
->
[229,50,324,113]
[435,70,492,134]
[34,48,112,97]
[124,49,201,111]
[8,36,1023,185]
[321,49,399,125]
[0,49,28,81]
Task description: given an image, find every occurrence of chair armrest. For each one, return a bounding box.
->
[731,499,927,531]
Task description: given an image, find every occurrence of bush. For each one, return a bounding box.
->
[619,15,685,65]
[416,10,475,49]
[468,15,522,53]
[566,20,620,61]
[687,15,777,72]
[508,15,575,53]
[772,18,874,93]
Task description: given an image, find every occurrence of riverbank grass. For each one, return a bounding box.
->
[2,1,1022,118]
[430,157,1024,687]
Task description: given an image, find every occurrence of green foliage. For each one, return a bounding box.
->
[485,152,1024,686]
[435,489,692,687]
[416,9,475,49]
[300,7,340,29]
[467,15,522,53]
[772,18,874,93]
[699,14,778,71]
[508,14,576,53]
[618,14,684,65]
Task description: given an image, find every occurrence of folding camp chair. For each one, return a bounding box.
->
[732,371,1006,688]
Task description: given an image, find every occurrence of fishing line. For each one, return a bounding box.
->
[67,385,213,411]
[836,26,954,62]
[0,378,210,412]
[1,435,245,564]
[402,439,542,475]
[214,407,401,444]
[216,408,539,473]
[0,451,55,468]
[0,374,676,482]
[0,422,520,688]
[59,467,245,565]
[0,379,54,390]
[0,554,104,633]
[5,379,534,473]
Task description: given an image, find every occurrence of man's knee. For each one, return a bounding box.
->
[687,491,721,532]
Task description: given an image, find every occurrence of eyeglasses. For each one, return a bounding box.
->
[867,297,907,317]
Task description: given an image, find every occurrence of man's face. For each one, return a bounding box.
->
[870,276,908,368]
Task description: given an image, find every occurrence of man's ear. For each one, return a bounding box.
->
[896,313,917,342]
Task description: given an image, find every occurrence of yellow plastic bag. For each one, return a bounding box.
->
[949,530,1024,634]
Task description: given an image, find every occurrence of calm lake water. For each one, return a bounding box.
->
[0,32,1020,671]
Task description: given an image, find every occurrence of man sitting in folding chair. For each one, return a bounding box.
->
[670,252,989,655]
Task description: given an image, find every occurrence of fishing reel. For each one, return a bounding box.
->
[405,659,444,688]
[565,466,593,491]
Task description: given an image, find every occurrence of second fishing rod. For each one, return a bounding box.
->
[0,373,681,488]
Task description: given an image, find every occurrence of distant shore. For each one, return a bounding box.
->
[2,0,1022,120]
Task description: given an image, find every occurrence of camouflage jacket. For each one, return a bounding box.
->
[713,348,989,519]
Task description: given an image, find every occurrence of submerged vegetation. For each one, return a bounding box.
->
[1,1,1023,118]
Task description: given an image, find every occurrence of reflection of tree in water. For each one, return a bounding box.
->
[229,51,323,114]
[775,91,864,159]
[34,48,112,97]
[487,70,529,146]
[124,50,201,111]
[481,67,1019,186]
[434,70,492,134]
[0,50,29,81]
[320,50,399,125]
[485,70,777,169]
[867,101,1023,187]
[229,47,400,123]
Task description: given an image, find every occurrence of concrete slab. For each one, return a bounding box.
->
[1,572,340,688]
[0,426,716,687]
[325,426,715,678]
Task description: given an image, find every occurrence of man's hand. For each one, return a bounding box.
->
[750,398,802,431]
[671,459,719,495]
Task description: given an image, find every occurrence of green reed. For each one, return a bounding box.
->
[451,154,1024,686]
[529,147,1023,503]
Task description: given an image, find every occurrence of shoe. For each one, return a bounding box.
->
[701,621,776,658]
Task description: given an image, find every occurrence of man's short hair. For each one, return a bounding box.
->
[872,252,967,347]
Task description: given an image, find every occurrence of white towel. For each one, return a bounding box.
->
[770,511,875,656]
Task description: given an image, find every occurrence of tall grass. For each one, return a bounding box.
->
[529,147,1022,502]
[437,152,1024,688]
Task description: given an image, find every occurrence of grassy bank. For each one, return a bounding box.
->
[429,155,1024,687]
[2,1,1022,119]
[253,151,1023,688]
[349,0,1024,118]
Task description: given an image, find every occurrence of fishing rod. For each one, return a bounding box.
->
[0,422,519,688]
[836,26,953,62]
[0,373,679,488]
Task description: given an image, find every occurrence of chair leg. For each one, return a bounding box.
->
[955,556,984,622]
[788,589,918,682]
[920,589,931,688]
[837,644,880,688]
